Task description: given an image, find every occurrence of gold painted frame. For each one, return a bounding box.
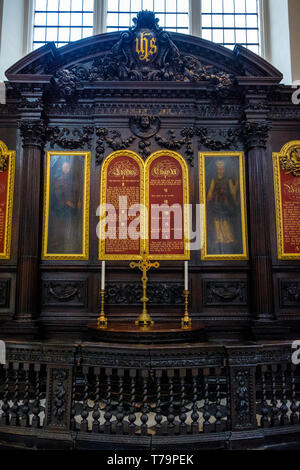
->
[42,151,90,260]
[0,141,15,260]
[145,150,190,261]
[99,150,145,261]
[273,141,300,260]
[199,151,249,261]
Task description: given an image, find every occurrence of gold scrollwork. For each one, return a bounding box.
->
[279,143,300,177]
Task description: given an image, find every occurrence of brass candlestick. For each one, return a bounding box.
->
[130,251,159,327]
[97,289,108,329]
[181,290,192,329]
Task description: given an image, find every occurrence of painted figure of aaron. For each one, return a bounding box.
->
[48,158,83,254]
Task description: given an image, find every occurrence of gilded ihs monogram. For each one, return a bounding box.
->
[135,30,158,63]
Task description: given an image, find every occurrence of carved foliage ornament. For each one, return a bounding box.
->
[55,10,234,94]
[43,121,241,166]
[106,281,185,305]
[155,126,241,166]
[18,119,46,148]
[94,124,241,166]
[0,279,10,308]
[279,144,300,177]
[47,126,94,150]
[46,366,72,430]
[241,121,271,150]
[203,280,248,306]
[279,280,300,307]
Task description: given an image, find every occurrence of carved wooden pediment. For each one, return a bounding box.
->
[56,11,233,88]
[5,10,282,91]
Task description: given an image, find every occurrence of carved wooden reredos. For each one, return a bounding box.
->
[0,9,300,341]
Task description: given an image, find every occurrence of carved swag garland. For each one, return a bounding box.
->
[47,119,242,166]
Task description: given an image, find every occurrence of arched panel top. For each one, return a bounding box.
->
[101,150,144,175]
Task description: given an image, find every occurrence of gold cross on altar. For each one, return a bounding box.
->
[130,251,160,327]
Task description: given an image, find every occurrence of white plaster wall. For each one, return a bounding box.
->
[264,0,292,84]
[0,0,26,81]
[288,0,300,82]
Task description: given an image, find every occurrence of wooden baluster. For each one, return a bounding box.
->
[70,366,77,431]
[104,368,113,434]
[128,369,137,435]
[203,368,211,433]
[10,364,20,426]
[179,369,187,434]
[260,365,270,428]
[92,367,101,433]
[290,365,299,425]
[1,364,10,425]
[154,370,163,435]
[141,370,149,436]
[191,369,200,434]
[280,364,289,426]
[271,365,280,427]
[80,366,89,432]
[215,368,223,433]
[20,364,30,427]
[116,369,125,434]
[32,364,41,428]
[167,370,175,435]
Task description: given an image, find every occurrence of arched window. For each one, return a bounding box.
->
[31,0,262,54]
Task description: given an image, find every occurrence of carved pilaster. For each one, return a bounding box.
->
[14,119,46,328]
[242,120,274,321]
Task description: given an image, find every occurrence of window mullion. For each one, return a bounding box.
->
[190,0,201,37]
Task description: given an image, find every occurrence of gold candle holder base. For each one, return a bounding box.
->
[135,315,154,328]
[97,289,108,329]
[181,290,192,329]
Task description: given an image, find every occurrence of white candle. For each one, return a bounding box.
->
[184,261,188,291]
[101,261,105,290]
